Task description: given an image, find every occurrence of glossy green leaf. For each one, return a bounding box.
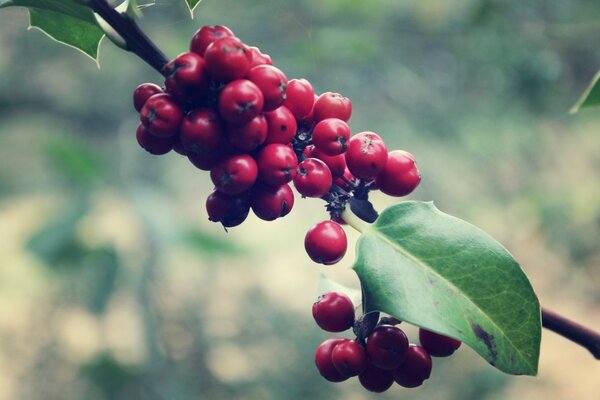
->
[184,0,202,18]
[317,274,362,308]
[571,71,600,113]
[352,201,541,375]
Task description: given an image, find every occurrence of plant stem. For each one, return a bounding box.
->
[87,0,169,74]
[542,307,600,359]
[341,207,370,233]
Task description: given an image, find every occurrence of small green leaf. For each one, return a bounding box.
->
[353,201,541,376]
[317,274,362,308]
[571,70,600,113]
[184,0,202,18]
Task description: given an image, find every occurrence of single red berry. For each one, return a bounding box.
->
[227,114,268,151]
[393,344,432,388]
[358,364,394,393]
[136,123,174,155]
[306,145,347,179]
[311,292,355,332]
[312,118,351,156]
[366,325,409,370]
[256,143,298,186]
[418,329,462,357]
[218,79,264,125]
[246,46,273,68]
[172,139,187,156]
[345,131,388,179]
[314,338,348,382]
[304,221,347,265]
[331,340,367,378]
[283,78,315,120]
[263,106,297,145]
[313,92,352,122]
[247,65,288,111]
[188,150,223,171]
[163,52,206,100]
[210,154,258,195]
[140,93,183,138]
[204,36,249,81]
[180,109,222,155]
[375,150,421,197]
[205,190,250,228]
[250,183,294,221]
[133,83,163,113]
[294,158,332,198]
[190,25,234,56]
[298,94,317,130]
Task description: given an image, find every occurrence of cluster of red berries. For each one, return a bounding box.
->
[312,292,462,392]
[131,24,421,263]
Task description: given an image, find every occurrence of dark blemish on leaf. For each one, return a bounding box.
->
[472,323,497,365]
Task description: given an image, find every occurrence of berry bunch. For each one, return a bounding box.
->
[131,24,421,263]
[312,292,462,393]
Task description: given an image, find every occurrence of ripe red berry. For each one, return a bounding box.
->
[283,78,315,120]
[205,190,250,228]
[366,325,409,370]
[250,183,294,221]
[263,106,297,145]
[294,158,332,198]
[314,338,348,382]
[375,150,421,197]
[306,145,347,179]
[190,25,234,56]
[204,36,249,81]
[304,221,347,265]
[218,79,264,125]
[227,114,268,151]
[140,93,183,138]
[136,123,174,155]
[312,118,351,156]
[133,83,162,113]
[313,92,352,122]
[345,131,388,179]
[210,154,258,195]
[312,292,355,332]
[163,52,206,100]
[392,344,432,388]
[247,65,288,111]
[172,139,188,156]
[180,109,222,155]
[256,143,298,186]
[358,364,394,393]
[246,46,273,68]
[331,340,367,378]
[418,329,462,357]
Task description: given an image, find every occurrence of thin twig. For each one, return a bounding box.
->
[542,307,600,359]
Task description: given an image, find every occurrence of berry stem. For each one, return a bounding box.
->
[87,0,169,74]
[542,307,600,360]
[341,207,371,233]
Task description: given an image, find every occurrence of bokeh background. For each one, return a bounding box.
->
[1,0,600,399]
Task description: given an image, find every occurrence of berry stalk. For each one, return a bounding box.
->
[542,307,600,359]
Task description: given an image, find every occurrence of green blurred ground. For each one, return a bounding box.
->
[1,0,600,399]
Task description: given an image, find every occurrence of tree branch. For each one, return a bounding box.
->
[542,307,600,359]
[87,0,169,74]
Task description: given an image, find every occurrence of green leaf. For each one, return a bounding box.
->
[184,0,202,18]
[317,274,362,308]
[571,71,600,113]
[352,201,541,376]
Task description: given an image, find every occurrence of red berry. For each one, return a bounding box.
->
[180,109,222,155]
[163,52,206,100]
[312,292,355,332]
[136,123,173,155]
[418,329,462,357]
[306,145,347,179]
[133,83,162,113]
[247,65,288,111]
[333,167,355,191]
[331,340,367,378]
[304,221,347,265]
[204,36,249,81]
[190,25,234,56]
[358,364,394,393]
[312,118,351,156]
[313,92,352,122]
[314,338,348,382]
[392,345,432,388]
[294,158,332,198]
[250,183,294,221]
[218,79,264,125]
[210,154,258,195]
[283,78,315,120]
[227,114,268,151]
[264,106,297,145]
[256,143,298,186]
[140,93,183,138]
[205,190,250,228]
[345,131,388,179]
[366,325,409,370]
[172,139,188,156]
[246,46,273,68]
[375,150,421,197]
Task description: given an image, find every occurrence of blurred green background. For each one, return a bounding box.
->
[1,0,600,399]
